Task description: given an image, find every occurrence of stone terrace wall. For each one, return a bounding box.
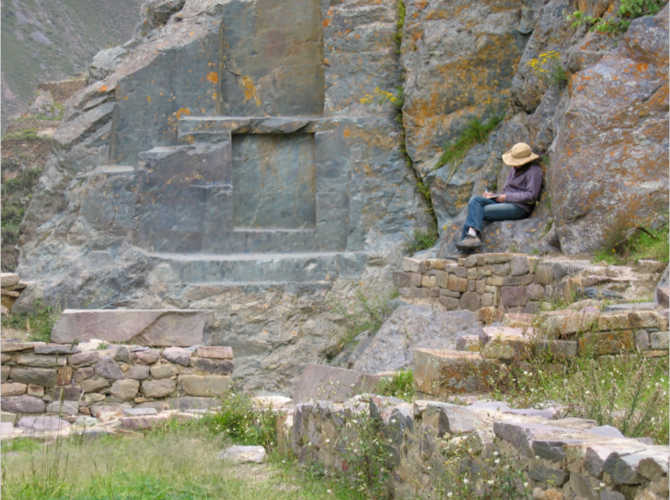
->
[394,254,658,321]
[291,395,669,500]
[1,342,233,420]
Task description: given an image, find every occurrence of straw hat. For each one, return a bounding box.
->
[502,142,539,167]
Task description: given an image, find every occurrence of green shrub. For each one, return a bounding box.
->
[405,227,439,254]
[377,369,415,402]
[201,392,277,450]
[568,0,666,33]
[0,303,60,342]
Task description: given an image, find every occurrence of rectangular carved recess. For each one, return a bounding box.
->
[232,133,316,230]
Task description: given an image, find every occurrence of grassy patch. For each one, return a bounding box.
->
[1,302,60,342]
[485,353,669,444]
[434,113,504,171]
[377,369,415,402]
[404,227,439,254]
[1,426,360,500]
[594,221,669,265]
[2,128,43,141]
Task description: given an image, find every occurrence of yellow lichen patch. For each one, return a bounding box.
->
[176,108,192,120]
[147,96,151,103]
[212,93,218,100]
[240,76,261,106]
[99,85,108,93]
[206,72,218,83]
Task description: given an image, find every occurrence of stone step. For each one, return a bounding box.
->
[51,309,214,346]
[150,251,367,284]
[413,349,496,397]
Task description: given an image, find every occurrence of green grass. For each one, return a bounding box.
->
[486,353,669,444]
[434,113,504,171]
[594,222,669,265]
[1,425,364,500]
[377,369,415,402]
[2,129,42,141]
[0,302,60,342]
[404,227,439,254]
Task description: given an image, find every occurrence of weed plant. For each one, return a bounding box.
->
[404,226,438,254]
[526,51,567,86]
[594,221,669,265]
[568,0,666,33]
[1,301,60,342]
[377,369,415,402]
[2,128,42,142]
[484,353,669,444]
[434,113,504,171]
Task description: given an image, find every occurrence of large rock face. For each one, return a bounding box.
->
[549,7,669,255]
[15,0,431,392]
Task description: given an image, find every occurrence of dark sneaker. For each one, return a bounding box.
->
[455,236,482,250]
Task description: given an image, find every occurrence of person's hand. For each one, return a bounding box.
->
[484,191,493,198]
[496,194,506,202]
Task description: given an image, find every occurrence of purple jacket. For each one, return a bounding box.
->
[501,163,544,214]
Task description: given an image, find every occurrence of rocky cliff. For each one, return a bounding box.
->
[11,0,669,391]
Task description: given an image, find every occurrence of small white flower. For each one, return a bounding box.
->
[493,451,499,456]
[600,482,605,488]
[463,479,469,484]
[391,419,397,423]
[494,459,500,464]
[585,390,590,395]
[325,438,331,443]
[535,455,541,460]
[524,482,529,487]
[487,480,493,485]
[327,490,332,494]
[427,466,432,470]
[447,493,453,498]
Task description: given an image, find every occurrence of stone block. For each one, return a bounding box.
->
[1,395,46,414]
[426,259,449,270]
[133,349,161,365]
[502,274,535,286]
[597,311,662,332]
[392,271,411,288]
[56,366,73,385]
[1,382,27,396]
[413,349,490,396]
[439,289,461,298]
[402,258,427,273]
[467,280,476,292]
[448,275,468,292]
[162,347,190,366]
[535,264,554,285]
[526,283,545,301]
[14,353,67,368]
[26,384,44,397]
[218,445,267,464]
[501,286,528,307]
[456,335,481,352]
[533,340,578,359]
[438,296,460,310]
[541,312,598,337]
[52,385,82,401]
[19,415,71,432]
[73,367,95,383]
[480,293,494,307]
[459,292,481,312]
[475,279,486,294]
[484,253,512,264]
[167,397,220,411]
[411,288,439,299]
[190,358,234,375]
[410,273,423,287]
[196,346,234,360]
[1,273,19,288]
[510,256,530,276]
[578,331,635,355]
[484,285,497,293]
[51,309,214,346]
[10,367,56,387]
[454,266,467,278]
[110,379,140,401]
[33,344,81,355]
[95,356,125,380]
[126,365,150,380]
[478,266,492,277]
[657,287,669,308]
[422,275,437,288]
[1,365,10,383]
[399,287,412,299]
[294,364,380,404]
[178,375,232,397]
[635,330,651,351]
[0,342,37,353]
[150,364,179,379]
[436,271,450,288]
[105,345,131,363]
[1,354,10,364]
[80,376,110,393]
[141,379,177,398]
[486,277,504,287]
[423,402,483,436]
[528,466,568,486]
[464,254,483,268]
[466,268,478,280]
[650,331,669,350]
[1,411,16,424]
[569,473,597,499]
[46,400,79,416]
[67,351,100,366]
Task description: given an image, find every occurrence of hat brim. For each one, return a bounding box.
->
[502,151,539,167]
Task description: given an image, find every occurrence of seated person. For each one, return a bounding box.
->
[456,142,543,251]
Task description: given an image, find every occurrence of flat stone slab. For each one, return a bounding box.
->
[51,309,214,346]
[218,445,267,464]
[604,302,657,312]
[293,364,381,404]
[413,349,491,396]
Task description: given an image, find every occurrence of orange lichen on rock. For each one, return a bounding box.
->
[206,72,218,83]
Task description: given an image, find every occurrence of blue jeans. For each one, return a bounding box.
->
[460,196,528,240]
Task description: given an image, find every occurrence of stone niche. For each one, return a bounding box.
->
[232,133,316,230]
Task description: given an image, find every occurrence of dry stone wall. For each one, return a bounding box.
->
[0,342,234,419]
[291,395,669,500]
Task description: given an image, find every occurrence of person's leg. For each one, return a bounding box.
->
[482,202,529,223]
[461,196,498,240]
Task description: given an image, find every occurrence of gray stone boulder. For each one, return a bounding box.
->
[18,415,71,432]
[218,445,267,464]
[1,395,46,414]
[352,305,481,374]
[87,47,129,84]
